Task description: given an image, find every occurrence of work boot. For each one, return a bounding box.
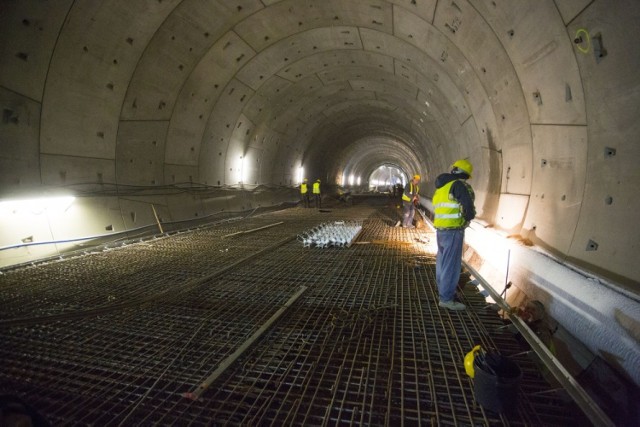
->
[439,300,466,311]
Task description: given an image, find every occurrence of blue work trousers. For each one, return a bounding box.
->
[436,228,464,302]
[402,202,415,227]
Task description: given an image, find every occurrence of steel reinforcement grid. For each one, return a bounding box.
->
[0,202,585,426]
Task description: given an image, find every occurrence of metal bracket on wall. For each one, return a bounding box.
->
[591,33,607,63]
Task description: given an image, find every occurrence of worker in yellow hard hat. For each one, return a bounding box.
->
[313,179,322,208]
[300,178,310,208]
[433,159,475,311]
[450,159,473,178]
[401,174,421,228]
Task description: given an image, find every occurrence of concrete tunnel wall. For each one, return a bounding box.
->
[1,1,639,383]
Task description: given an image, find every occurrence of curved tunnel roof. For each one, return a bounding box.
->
[1,0,639,286]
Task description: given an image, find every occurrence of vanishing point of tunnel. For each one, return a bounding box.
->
[1,1,639,426]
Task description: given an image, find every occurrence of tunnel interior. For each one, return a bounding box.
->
[1,0,639,425]
[0,0,638,287]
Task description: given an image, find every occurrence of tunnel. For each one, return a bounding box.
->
[1,0,639,425]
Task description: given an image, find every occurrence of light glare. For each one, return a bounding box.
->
[0,196,75,215]
[297,166,304,184]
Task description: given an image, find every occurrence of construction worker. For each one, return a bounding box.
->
[433,159,475,310]
[300,178,310,208]
[401,174,421,228]
[313,179,322,208]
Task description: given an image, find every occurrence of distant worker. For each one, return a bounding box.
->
[300,178,310,208]
[401,174,421,228]
[433,159,476,311]
[313,179,322,208]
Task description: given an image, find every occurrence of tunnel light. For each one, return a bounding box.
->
[297,166,304,184]
[235,157,244,184]
[357,176,361,185]
[349,174,355,186]
[0,196,75,215]
[240,155,254,184]
[341,174,346,187]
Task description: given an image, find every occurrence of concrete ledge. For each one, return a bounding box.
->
[463,221,640,387]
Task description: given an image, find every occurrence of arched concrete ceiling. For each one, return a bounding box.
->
[1,0,639,286]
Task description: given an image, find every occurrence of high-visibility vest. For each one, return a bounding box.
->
[433,180,473,228]
[301,183,308,194]
[313,182,321,194]
[402,182,419,202]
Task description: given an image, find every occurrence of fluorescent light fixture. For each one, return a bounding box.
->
[0,196,76,215]
[357,176,361,185]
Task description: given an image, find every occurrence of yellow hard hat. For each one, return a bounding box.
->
[464,345,482,378]
[303,178,308,182]
[413,174,421,180]
[452,159,473,178]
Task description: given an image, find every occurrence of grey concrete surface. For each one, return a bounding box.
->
[1,0,639,385]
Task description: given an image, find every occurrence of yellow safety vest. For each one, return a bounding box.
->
[402,182,419,202]
[313,182,321,194]
[433,180,472,228]
[301,183,308,194]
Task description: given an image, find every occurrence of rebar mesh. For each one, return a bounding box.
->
[0,201,584,426]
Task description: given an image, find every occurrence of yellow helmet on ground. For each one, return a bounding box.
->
[464,345,482,378]
[452,159,473,178]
